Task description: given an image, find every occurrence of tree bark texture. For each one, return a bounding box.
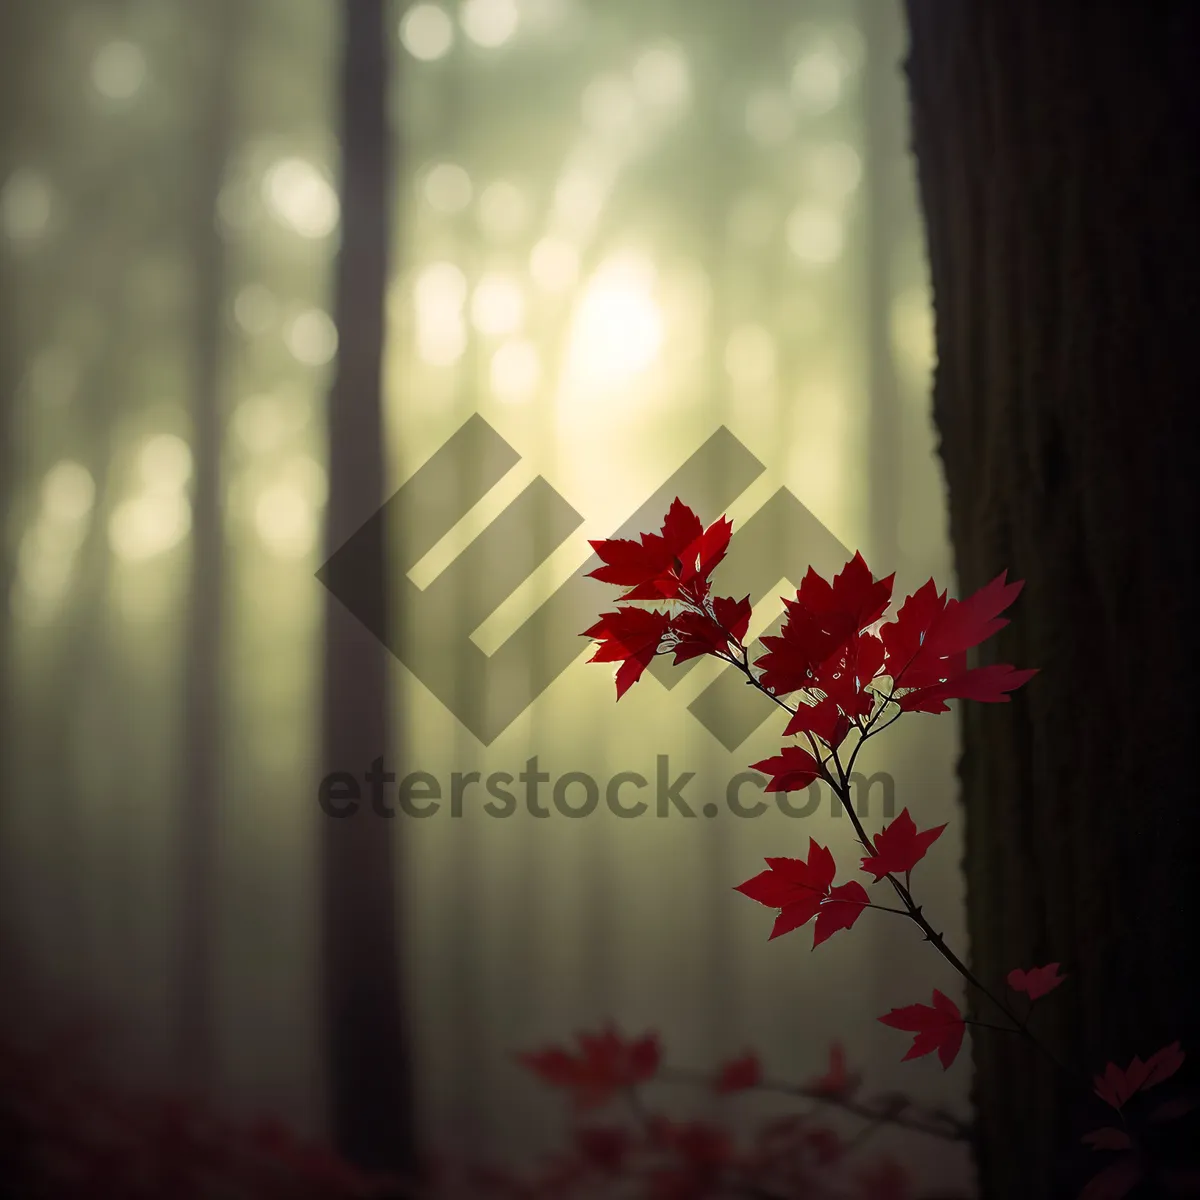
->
[903,4,1200,1196]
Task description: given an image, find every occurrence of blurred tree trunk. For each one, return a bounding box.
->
[903,4,1200,1195]
[320,0,416,1174]
[176,0,238,1088]
[0,10,22,831]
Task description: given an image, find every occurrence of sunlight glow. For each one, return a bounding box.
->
[415,262,469,365]
[263,158,339,238]
[564,256,662,390]
[461,0,519,47]
[470,274,525,337]
[529,237,579,293]
[401,5,455,59]
[91,40,148,100]
[490,339,541,402]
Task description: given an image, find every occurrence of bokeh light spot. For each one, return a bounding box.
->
[565,256,662,389]
[786,206,843,264]
[91,40,148,100]
[42,461,95,523]
[263,158,339,238]
[423,162,473,213]
[461,0,519,47]
[401,5,454,60]
[138,434,193,493]
[285,310,338,366]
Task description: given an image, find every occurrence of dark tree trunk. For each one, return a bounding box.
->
[903,4,1200,1195]
[320,0,416,1175]
[176,0,238,1088]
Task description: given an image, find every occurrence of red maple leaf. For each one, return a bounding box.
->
[714,1052,761,1094]
[811,631,886,722]
[1007,963,1066,1001]
[735,840,834,939]
[668,595,752,664]
[879,572,1037,711]
[755,602,843,697]
[815,881,870,947]
[894,661,1040,713]
[587,499,732,603]
[753,555,892,699]
[581,607,671,698]
[859,808,947,882]
[1093,1042,1186,1111]
[783,694,852,748]
[748,745,822,793]
[797,552,894,638]
[517,1027,661,1110]
[735,840,866,946]
[878,990,966,1069]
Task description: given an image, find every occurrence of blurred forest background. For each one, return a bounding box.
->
[0,0,973,1192]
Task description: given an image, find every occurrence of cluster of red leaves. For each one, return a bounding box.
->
[517,1028,661,1111]
[583,501,1195,1197]
[1078,1043,1200,1199]
[583,504,1049,1063]
[447,1026,953,1200]
[0,1030,397,1200]
[583,498,1036,720]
